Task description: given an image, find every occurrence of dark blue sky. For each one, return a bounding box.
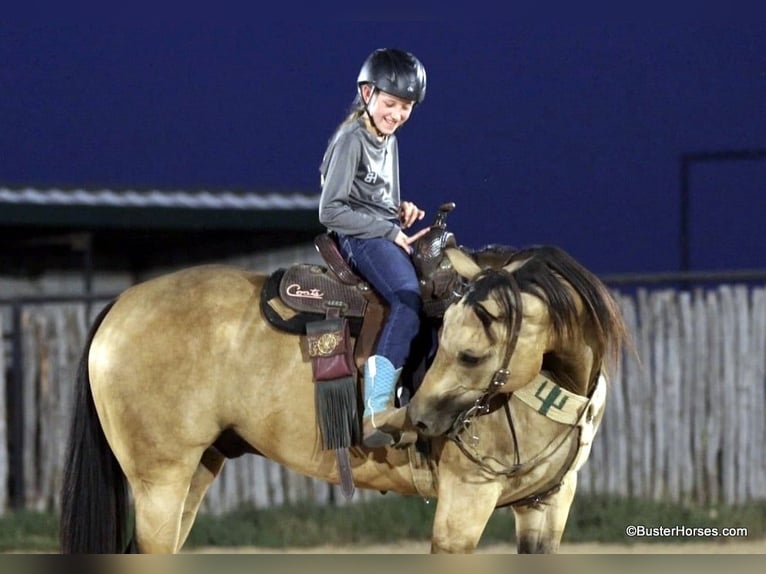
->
[2,21,765,274]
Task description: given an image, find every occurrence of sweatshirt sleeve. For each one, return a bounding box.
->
[319,133,399,240]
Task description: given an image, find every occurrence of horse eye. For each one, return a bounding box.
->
[458,352,482,366]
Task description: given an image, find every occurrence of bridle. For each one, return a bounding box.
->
[447,268,523,440]
[444,269,582,482]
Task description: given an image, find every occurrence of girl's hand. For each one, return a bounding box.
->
[398,201,425,229]
[394,227,431,255]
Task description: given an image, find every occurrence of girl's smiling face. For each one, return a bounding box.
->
[361,84,414,136]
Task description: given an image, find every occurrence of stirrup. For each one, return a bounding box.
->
[362,424,395,448]
[392,429,418,449]
[362,420,418,449]
[362,407,409,448]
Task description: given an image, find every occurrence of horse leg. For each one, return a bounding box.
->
[128,461,201,554]
[430,478,502,553]
[176,447,227,551]
[512,471,577,553]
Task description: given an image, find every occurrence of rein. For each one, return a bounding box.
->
[450,394,586,480]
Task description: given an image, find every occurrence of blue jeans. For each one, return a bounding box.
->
[337,234,421,369]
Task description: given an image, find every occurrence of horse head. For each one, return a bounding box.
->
[408,245,628,438]
[408,247,553,437]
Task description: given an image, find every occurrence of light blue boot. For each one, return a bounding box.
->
[362,355,403,448]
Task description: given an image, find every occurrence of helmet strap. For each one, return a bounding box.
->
[362,88,386,138]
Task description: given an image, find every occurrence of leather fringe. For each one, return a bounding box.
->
[314,377,360,449]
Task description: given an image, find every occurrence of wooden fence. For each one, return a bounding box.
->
[579,285,766,505]
[1,283,765,516]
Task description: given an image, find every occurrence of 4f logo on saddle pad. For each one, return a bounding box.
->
[534,381,568,416]
[285,283,324,300]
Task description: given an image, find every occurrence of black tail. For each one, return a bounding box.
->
[59,299,134,553]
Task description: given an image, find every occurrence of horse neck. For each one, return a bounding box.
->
[543,322,601,397]
[510,291,599,397]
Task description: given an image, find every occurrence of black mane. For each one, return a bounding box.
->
[465,245,627,375]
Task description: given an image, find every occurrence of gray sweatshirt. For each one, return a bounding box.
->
[319,117,401,241]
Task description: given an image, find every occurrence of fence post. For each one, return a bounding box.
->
[9,302,25,510]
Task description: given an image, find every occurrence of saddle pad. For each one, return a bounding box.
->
[279,264,368,317]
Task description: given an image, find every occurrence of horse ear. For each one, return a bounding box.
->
[445,247,482,280]
[501,256,532,275]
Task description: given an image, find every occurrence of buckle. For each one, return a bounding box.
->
[491,368,509,389]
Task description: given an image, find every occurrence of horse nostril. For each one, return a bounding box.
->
[415,421,428,432]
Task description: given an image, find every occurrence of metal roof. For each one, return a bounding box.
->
[0,186,323,232]
[0,187,320,210]
[1,187,325,274]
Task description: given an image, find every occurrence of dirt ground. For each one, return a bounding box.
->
[192,538,766,554]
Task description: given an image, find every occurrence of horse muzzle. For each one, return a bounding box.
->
[407,391,476,437]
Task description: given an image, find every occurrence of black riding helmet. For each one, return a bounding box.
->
[357,48,427,105]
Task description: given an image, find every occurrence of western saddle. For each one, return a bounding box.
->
[261,202,463,372]
[259,203,497,452]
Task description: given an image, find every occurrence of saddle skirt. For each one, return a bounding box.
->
[260,246,387,372]
[278,263,371,318]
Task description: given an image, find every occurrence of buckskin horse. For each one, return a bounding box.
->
[59,218,628,554]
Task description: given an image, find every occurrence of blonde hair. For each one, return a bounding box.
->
[322,94,368,155]
[319,95,368,179]
[335,94,366,134]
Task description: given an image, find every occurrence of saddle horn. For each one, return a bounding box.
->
[411,202,461,318]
